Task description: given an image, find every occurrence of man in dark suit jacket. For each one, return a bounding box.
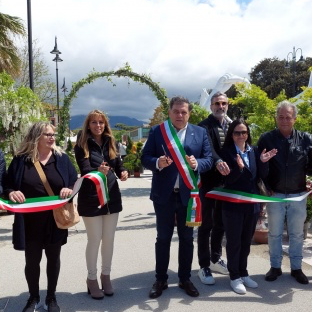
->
[141,96,213,299]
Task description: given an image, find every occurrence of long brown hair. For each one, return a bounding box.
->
[76,109,117,159]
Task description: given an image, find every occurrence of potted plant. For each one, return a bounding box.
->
[123,154,141,177]
[135,141,144,173]
[253,204,269,244]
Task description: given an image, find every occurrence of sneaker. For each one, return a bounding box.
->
[44,297,60,312]
[22,296,41,312]
[210,259,229,275]
[198,267,215,285]
[241,276,258,288]
[230,278,246,295]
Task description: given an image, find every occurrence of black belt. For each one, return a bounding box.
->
[173,188,179,193]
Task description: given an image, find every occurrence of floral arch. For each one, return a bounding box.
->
[58,64,168,142]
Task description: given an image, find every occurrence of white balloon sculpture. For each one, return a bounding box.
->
[200,73,250,112]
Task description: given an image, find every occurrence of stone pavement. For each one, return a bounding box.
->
[0,170,312,312]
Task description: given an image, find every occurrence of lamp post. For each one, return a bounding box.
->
[50,37,63,125]
[61,78,70,137]
[27,0,34,90]
[285,46,304,97]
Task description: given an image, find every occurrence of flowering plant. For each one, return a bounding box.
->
[305,176,312,223]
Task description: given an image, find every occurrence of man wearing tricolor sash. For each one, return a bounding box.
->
[142,96,213,298]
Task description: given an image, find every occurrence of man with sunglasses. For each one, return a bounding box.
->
[258,100,312,285]
[197,91,231,285]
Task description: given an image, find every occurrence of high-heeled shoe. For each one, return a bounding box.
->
[86,278,104,300]
[100,274,114,296]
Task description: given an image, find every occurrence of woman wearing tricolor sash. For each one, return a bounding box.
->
[4,122,77,312]
[220,119,277,295]
[74,110,128,299]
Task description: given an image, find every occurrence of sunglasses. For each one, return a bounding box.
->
[213,101,228,106]
[233,131,248,136]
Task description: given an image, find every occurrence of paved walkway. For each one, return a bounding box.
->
[0,170,312,312]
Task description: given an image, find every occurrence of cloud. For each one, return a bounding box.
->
[1,0,311,121]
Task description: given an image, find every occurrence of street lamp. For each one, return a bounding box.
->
[285,46,304,97]
[27,0,34,90]
[61,78,70,137]
[50,37,63,124]
[61,77,68,96]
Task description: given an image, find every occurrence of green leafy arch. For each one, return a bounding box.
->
[59,64,168,142]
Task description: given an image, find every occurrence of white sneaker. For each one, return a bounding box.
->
[210,259,229,275]
[230,278,246,294]
[241,276,258,288]
[198,267,215,285]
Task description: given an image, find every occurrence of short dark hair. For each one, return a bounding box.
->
[210,92,228,104]
[223,118,252,147]
[169,96,193,111]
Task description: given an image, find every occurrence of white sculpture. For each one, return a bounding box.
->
[308,71,312,87]
[294,71,312,100]
[200,73,250,112]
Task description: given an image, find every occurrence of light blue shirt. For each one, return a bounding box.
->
[235,144,252,168]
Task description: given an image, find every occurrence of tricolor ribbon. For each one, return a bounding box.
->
[0,171,109,213]
[206,187,312,203]
[160,119,201,227]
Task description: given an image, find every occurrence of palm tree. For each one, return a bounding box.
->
[0,12,25,77]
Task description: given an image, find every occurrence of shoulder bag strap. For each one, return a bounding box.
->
[34,161,54,196]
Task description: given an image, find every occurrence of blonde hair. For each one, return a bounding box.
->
[76,109,117,159]
[16,122,63,162]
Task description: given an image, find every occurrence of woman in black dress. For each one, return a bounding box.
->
[5,122,77,312]
[220,119,276,295]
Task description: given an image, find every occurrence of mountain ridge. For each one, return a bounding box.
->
[70,115,146,130]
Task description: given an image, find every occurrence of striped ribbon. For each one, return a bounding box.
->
[160,119,201,227]
[0,171,109,213]
[206,187,312,203]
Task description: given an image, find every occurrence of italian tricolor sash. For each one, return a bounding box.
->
[206,188,312,203]
[0,171,109,213]
[160,119,202,227]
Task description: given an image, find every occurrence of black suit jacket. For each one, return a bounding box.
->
[220,143,268,213]
[141,123,213,206]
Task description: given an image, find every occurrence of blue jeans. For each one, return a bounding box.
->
[267,192,307,270]
[153,192,194,282]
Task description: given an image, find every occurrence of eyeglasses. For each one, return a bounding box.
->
[43,133,56,138]
[233,131,248,136]
[213,101,228,106]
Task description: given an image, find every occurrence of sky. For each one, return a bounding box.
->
[1,0,311,121]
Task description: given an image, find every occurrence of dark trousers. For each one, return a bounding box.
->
[153,192,194,282]
[197,194,224,268]
[25,241,62,298]
[222,206,259,280]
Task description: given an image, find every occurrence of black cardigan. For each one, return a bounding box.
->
[5,152,77,250]
[74,134,125,217]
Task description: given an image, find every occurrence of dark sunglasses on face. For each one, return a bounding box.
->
[213,101,228,106]
[233,131,248,136]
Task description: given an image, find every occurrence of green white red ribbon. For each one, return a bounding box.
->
[0,171,109,213]
[206,187,312,203]
[160,119,201,227]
